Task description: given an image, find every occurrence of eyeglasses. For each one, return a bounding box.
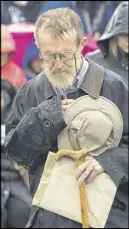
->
[40,52,76,63]
[40,46,79,63]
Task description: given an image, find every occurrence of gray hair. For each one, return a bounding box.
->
[34,8,84,48]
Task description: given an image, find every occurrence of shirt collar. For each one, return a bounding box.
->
[77,57,89,88]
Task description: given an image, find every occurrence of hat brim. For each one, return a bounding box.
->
[61,96,123,150]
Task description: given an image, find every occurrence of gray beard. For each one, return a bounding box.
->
[45,70,76,89]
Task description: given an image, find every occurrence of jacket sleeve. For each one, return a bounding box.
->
[95,144,128,187]
[4,85,66,170]
[96,70,128,187]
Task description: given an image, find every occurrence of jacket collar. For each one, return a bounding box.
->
[80,58,104,98]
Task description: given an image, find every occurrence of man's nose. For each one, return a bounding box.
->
[54,58,63,69]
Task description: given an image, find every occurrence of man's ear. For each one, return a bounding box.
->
[80,36,87,49]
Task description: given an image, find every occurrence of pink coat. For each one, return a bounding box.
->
[1,24,26,88]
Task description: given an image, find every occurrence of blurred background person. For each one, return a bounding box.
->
[75,1,101,36]
[1,78,30,189]
[1,79,32,228]
[76,1,99,25]
[37,1,91,34]
[1,24,26,88]
[1,79,18,125]
[22,38,41,81]
[1,1,44,24]
[86,2,128,85]
[92,1,121,41]
[1,126,32,228]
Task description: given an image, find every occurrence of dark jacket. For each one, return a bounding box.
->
[1,80,32,228]
[1,79,18,125]
[22,38,39,81]
[4,58,128,228]
[1,148,32,228]
[1,150,31,202]
[86,2,128,85]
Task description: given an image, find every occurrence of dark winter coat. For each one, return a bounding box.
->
[1,79,18,125]
[4,58,128,228]
[1,151,32,204]
[86,2,128,85]
[1,148,32,228]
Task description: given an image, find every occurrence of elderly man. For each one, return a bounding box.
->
[5,8,128,228]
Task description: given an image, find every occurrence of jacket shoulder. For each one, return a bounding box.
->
[13,71,47,111]
[16,71,46,95]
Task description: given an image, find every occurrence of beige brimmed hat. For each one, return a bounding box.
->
[58,95,123,156]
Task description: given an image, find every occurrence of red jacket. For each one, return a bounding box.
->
[1,25,26,88]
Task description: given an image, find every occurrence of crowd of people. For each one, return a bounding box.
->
[1,1,128,228]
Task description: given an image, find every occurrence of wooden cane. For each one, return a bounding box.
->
[56,149,89,228]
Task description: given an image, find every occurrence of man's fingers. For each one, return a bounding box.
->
[75,156,104,186]
[86,167,104,184]
[62,104,68,111]
[62,99,75,105]
[85,170,99,184]
[77,166,93,186]
[75,160,92,180]
[62,99,75,112]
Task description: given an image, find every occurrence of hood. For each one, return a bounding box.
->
[22,38,39,80]
[97,2,128,55]
[1,24,16,54]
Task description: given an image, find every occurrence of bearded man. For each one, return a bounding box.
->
[4,8,128,228]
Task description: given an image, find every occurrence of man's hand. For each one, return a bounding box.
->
[75,156,104,185]
[62,99,75,112]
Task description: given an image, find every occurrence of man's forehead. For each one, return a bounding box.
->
[38,28,77,51]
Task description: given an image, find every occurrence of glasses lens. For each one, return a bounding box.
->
[41,52,75,62]
[61,53,74,61]
[43,54,55,62]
